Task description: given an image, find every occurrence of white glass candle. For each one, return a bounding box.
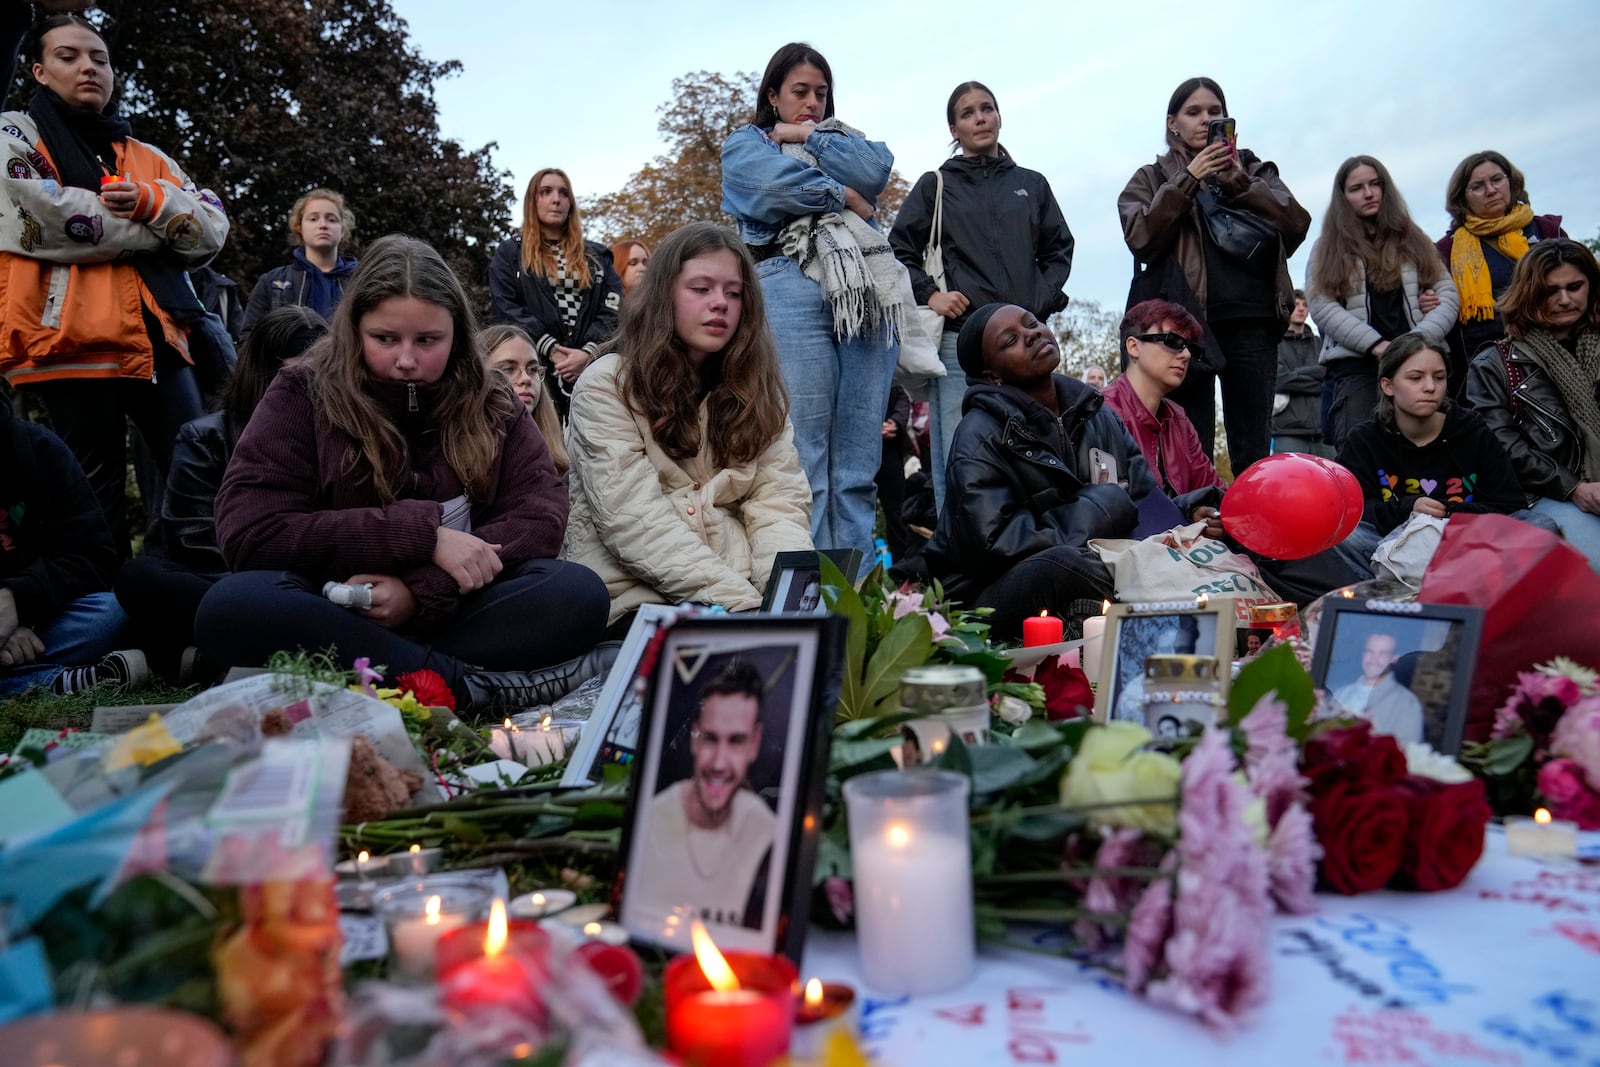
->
[844,770,973,996]
[1505,810,1579,859]
[374,883,488,982]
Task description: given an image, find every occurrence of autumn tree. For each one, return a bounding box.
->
[584,70,909,248]
[34,0,514,303]
[1049,299,1121,381]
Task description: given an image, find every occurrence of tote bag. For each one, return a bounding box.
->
[895,170,948,389]
[1090,521,1281,622]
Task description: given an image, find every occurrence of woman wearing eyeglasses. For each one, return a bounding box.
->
[1437,151,1566,382]
[1305,156,1458,450]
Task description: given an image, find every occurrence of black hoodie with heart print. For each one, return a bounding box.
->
[1334,403,1529,535]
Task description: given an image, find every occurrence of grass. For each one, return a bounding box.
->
[0,683,201,753]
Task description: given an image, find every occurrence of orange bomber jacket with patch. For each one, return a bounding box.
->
[0,109,229,386]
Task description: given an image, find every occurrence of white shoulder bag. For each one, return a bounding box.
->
[894,170,948,392]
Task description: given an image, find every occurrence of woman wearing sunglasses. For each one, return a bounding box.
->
[1100,300,1222,507]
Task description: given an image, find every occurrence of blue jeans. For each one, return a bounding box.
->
[758,256,896,574]
[927,329,965,517]
[1529,498,1600,572]
[0,592,130,696]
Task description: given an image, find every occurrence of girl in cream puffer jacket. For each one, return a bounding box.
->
[563,223,812,626]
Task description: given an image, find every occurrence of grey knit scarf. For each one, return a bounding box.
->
[776,118,903,345]
[1520,327,1600,480]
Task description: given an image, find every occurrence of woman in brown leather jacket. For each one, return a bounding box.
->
[1465,239,1600,571]
[1118,76,1310,475]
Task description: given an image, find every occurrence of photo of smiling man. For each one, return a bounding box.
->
[632,658,778,930]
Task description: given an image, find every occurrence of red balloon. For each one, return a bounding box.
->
[1307,456,1365,544]
[1222,453,1347,559]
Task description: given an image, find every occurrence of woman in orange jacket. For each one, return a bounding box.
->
[0,14,229,554]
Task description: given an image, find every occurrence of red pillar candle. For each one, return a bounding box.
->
[1022,610,1063,648]
[664,923,797,1067]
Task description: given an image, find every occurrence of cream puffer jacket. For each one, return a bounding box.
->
[563,354,814,624]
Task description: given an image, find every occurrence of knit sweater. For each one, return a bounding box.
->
[215,365,567,630]
[1334,404,1528,535]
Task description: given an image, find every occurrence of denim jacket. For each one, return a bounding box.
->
[720,124,895,246]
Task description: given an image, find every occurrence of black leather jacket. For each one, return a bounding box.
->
[925,376,1157,601]
[162,411,231,576]
[1465,335,1590,501]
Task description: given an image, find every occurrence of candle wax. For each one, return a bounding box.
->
[1021,613,1064,648]
[852,830,973,996]
[1504,815,1579,858]
[791,983,859,1061]
[438,950,543,1022]
[667,989,791,1067]
[389,910,468,981]
[1081,615,1108,685]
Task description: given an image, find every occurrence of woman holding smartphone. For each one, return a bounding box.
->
[1118,77,1310,473]
[888,80,1075,514]
[720,42,895,573]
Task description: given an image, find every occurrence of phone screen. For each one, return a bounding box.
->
[1207,118,1237,148]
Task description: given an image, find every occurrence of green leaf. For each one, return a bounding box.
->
[862,613,934,713]
[820,554,869,721]
[1228,643,1315,738]
[967,744,1042,796]
[1483,733,1534,776]
[828,735,901,776]
[1007,808,1085,842]
[952,648,1011,684]
[1007,720,1066,752]
[812,823,853,882]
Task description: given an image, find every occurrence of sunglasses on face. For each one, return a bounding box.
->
[1136,332,1195,354]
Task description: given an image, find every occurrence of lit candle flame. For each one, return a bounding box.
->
[804,978,824,1010]
[424,894,442,927]
[357,850,370,865]
[1101,600,1111,613]
[1196,593,1208,608]
[886,823,911,849]
[1038,610,1048,618]
[530,892,546,910]
[409,843,421,855]
[502,718,513,729]
[690,919,740,992]
[583,921,602,937]
[540,713,553,732]
[1535,808,1552,826]
[485,898,507,957]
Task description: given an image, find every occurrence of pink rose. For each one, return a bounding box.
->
[1537,759,1600,830]
[1550,698,1600,788]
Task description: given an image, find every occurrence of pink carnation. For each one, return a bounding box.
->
[1550,697,1600,788]
[1537,759,1600,830]
[1267,804,1320,915]
[1123,859,1174,993]
[1076,827,1146,950]
[1240,694,1305,827]
[1142,728,1273,1032]
[1495,671,1584,744]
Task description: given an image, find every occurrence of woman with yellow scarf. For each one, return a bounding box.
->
[1437,151,1566,389]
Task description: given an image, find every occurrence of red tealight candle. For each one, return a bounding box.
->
[100,174,122,186]
[1022,610,1063,648]
[664,922,797,1067]
[435,900,550,1024]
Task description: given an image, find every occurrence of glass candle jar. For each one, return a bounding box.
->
[898,665,990,764]
[1141,654,1224,737]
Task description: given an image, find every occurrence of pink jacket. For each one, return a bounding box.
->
[1100,375,1223,497]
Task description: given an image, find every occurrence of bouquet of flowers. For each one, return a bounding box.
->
[1463,658,1600,828]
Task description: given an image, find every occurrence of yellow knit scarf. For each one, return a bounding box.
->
[1449,204,1536,323]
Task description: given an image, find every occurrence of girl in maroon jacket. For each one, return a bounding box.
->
[201,234,610,717]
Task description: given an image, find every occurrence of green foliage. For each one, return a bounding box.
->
[1227,643,1315,739]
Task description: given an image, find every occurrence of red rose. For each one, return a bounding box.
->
[1035,655,1095,721]
[1302,721,1406,791]
[1392,776,1491,892]
[396,669,455,711]
[1538,759,1600,830]
[1310,779,1409,894]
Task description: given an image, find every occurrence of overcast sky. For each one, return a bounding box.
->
[391,0,1600,315]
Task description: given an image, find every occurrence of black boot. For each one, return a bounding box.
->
[460,641,621,719]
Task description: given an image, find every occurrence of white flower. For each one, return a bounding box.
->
[996,694,1032,726]
[1403,742,1471,784]
[1538,657,1600,695]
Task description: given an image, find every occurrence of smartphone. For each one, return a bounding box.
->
[1207,117,1237,149]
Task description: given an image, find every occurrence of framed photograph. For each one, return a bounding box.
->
[759,549,863,613]
[560,604,695,788]
[1094,598,1236,724]
[1236,627,1273,660]
[1310,599,1485,755]
[616,615,845,961]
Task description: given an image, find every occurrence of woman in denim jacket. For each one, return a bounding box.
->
[720,42,894,575]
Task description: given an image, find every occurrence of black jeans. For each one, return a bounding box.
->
[24,341,203,558]
[1168,317,1279,474]
[115,555,219,672]
[195,559,610,707]
[974,546,1115,643]
[1321,360,1379,452]
[875,442,910,562]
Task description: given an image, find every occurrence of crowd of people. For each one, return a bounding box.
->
[0,18,1596,712]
